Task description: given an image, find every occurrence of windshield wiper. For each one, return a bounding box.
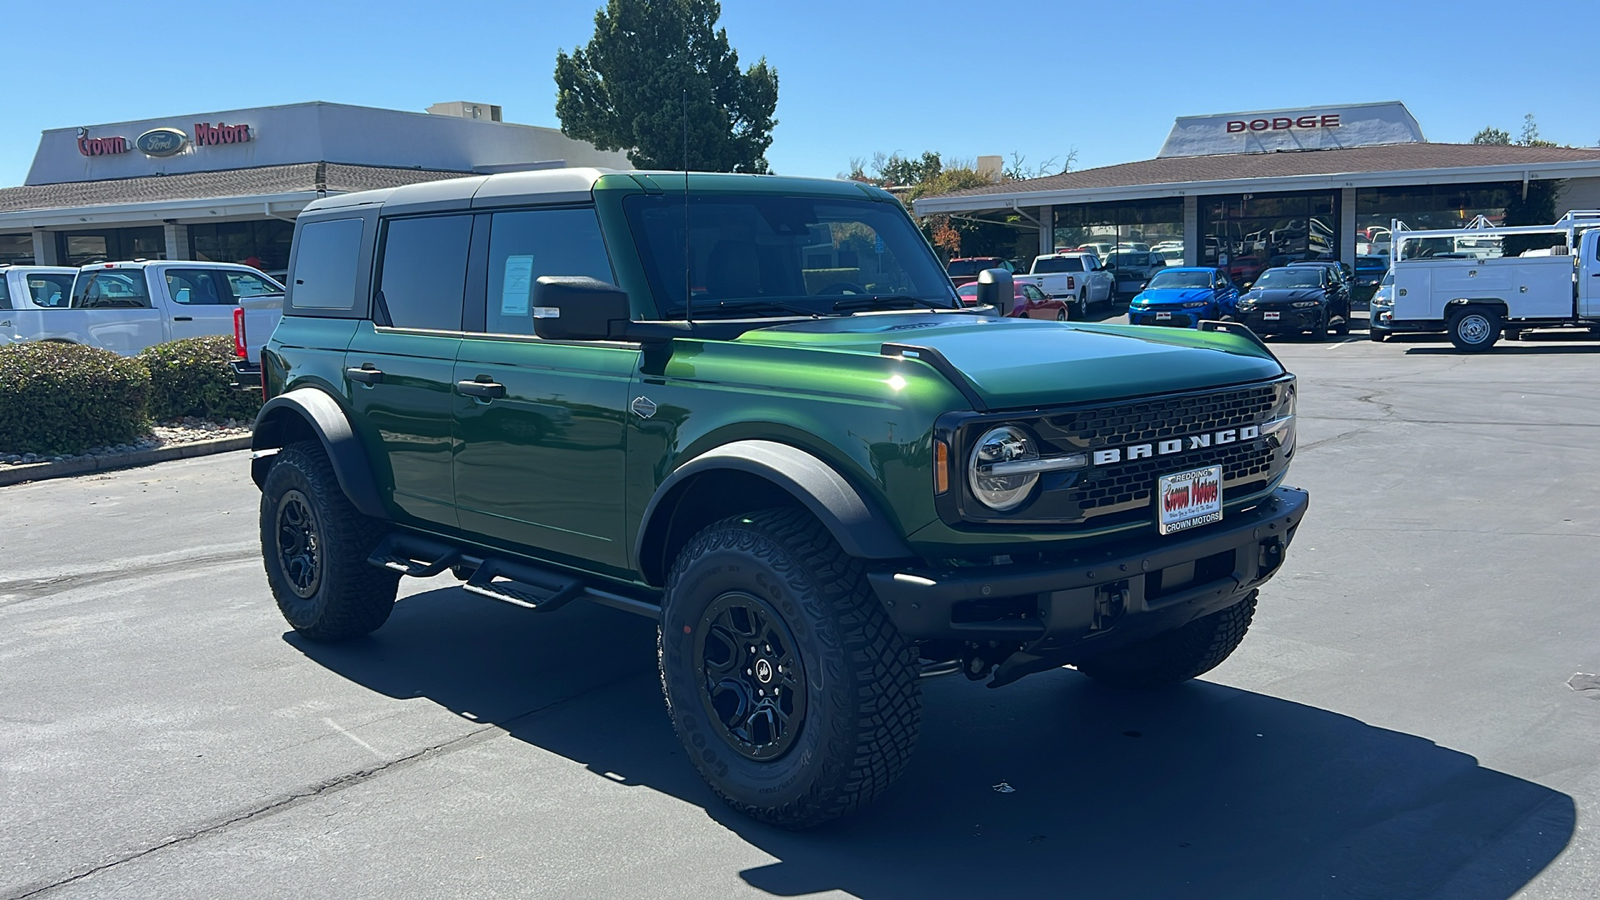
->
[830,294,958,313]
[689,298,835,319]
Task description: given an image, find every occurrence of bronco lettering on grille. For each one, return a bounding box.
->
[1091,425,1260,467]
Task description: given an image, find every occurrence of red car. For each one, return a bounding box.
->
[956,281,1071,320]
[945,256,1013,288]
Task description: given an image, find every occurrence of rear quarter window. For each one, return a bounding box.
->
[289,218,364,311]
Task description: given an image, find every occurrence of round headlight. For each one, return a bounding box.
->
[969,425,1039,512]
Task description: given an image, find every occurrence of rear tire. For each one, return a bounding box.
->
[1076,591,1258,688]
[260,441,399,641]
[659,509,921,829]
[1077,290,1089,320]
[1448,306,1500,352]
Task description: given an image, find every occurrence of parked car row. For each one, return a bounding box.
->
[0,261,285,380]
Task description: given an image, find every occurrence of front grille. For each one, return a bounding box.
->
[1041,384,1277,450]
[953,380,1289,526]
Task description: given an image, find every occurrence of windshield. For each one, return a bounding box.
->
[1381,270,1394,286]
[625,194,957,317]
[1032,257,1084,273]
[1146,270,1212,290]
[1254,269,1322,289]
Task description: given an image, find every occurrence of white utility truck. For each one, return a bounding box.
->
[1385,211,1600,351]
[1013,251,1116,319]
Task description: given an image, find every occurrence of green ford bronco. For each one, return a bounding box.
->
[251,169,1307,828]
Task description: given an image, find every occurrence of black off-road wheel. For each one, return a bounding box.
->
[260,441,399,641]
[1077,290,1090,320]
[1448,305,1500,352]
[659,508,921,829]
[1075,591,1258,689]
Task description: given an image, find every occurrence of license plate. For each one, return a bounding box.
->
[1155,311,1172,320]
[1158,465,1223,535]
[1263,311,1280,321]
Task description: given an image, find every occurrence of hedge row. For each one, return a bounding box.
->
[0,336,260,455]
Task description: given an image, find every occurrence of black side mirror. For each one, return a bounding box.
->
[974,268,1014,315]
[533,276,632,341]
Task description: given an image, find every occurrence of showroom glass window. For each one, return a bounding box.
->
[1198,191,1338,285]
[376,215,472,331]
[190,220,294,274]
[1052,199,1183,268]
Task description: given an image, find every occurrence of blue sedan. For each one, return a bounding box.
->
[1127,268,1239,328]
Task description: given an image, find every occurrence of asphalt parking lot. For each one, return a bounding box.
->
[3,320,1599,899]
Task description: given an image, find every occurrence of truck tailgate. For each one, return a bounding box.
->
[237,295,284,364]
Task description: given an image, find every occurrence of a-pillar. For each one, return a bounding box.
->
[163,222,190,261]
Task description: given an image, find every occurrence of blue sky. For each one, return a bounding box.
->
[5,0,1596,186]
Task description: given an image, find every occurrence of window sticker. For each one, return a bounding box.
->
[501,254,535,316]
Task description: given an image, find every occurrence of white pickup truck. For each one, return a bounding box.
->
[1383,211,1600,351]
[1013,251,1116,319]
[13,261,284,359]
[0,266,79,345]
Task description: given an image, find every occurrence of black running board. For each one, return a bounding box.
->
[367,533,660,619]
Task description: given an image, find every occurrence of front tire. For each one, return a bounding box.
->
[260,441,399,641]
[659,509,921,829]
[1076,591,1257,688]
[1448,306,1500,352]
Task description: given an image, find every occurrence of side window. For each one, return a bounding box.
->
[225,271,283,299]
[27,275,73,308]
[376,215,472,331]
[165,269,229,305]
[0,278,10,310]
[290,218,364,310]
[483,208,613,336]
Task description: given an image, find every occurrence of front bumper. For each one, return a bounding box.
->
[868,486,1308,685]
[1129,308,1203,328]
[1236,307,1323,334]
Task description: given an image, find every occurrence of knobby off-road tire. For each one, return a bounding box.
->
[1076,590,1258,689]
[260,441,399,641]
[659,508,921,829]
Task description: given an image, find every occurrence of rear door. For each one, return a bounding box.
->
[344,214,471,528]
[451,205,636,573]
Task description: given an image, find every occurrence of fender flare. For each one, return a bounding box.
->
[634,440,913,585]
[251,388,387,519]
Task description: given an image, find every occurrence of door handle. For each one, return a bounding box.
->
[173,316,193,322]
[346,366,384,385]
[457,378,506,399]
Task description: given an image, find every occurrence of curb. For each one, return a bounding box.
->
[0,435,253,488]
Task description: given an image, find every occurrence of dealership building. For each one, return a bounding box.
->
[0,102,630,271]
[915,102,1600,275]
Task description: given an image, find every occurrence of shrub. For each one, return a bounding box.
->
[137,335,262,422]
[0,342,151,455]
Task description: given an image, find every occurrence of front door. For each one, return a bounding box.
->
[1581,231,1600,319]
[451,206,635,573]
[343,213,473,528]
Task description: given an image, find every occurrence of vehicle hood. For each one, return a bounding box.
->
[1134,287,1214,307]
[1246,288,1324,305]
[736,314,1282,410]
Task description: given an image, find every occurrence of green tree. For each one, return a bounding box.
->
[1472,126,1511,145]
[554,0,778,173]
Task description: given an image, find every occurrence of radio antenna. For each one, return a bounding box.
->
[682,88,692,324]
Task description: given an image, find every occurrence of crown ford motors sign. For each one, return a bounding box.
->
[1158,101,1424,158]
[136,127,189,157]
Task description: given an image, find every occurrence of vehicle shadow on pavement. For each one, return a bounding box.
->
[291,586,1575,900]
